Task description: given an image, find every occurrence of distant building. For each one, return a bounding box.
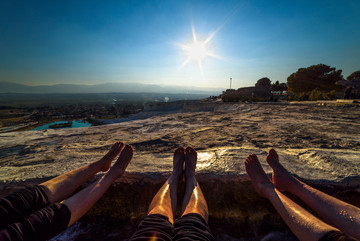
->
[337,79,360,99]
[236,85,271,98]
[222,85,272,102]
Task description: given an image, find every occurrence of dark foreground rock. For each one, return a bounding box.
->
[2,172,360,240]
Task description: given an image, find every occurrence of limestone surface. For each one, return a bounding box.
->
[1,102,359,184]
[1,102,360,240]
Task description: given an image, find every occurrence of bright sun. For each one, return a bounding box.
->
[177,24,221,77]
[185,42,208,61]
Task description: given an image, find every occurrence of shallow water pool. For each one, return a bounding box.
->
[31,120,91,131]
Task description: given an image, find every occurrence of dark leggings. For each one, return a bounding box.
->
[320,231,358,241]
[129,214,359,241]
[129,213,215,241]
[0,185,70,241]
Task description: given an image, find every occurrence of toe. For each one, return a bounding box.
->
[175,146,185,154]
[249,154,257,162]
[186,146,197,155]
[126,144,133,152]
[269,148,277,157]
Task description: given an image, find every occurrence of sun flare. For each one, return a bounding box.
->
[177,24,221,78]
[184,42,209,61]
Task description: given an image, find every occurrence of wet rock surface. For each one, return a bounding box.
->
[1,102,360,240]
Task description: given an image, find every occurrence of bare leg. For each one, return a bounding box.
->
[63,145,133,226]
[181,147,209,223]
[41,142,124,204]
[148,147,185,224]
[245,154,338,241]
[267,149,360,239]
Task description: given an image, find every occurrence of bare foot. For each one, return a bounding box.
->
[245,154,274,198]
[168,147,185,216]
[108,145,133,178]
[99,142,124,172]
[185,147,197,179]
[266,148,295,192]
[169,147,185,183]
[182,147,198,212]
[184,146,198,190]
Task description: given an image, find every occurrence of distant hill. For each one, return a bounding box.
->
[0,81,222,95]
[0,92,213,107]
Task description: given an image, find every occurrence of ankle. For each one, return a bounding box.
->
[88,160,103,173]
[261,184,277,199]
[185,170,196,180]
[107,167,125,181]
[185,176,197,188]
[290,178,307,193]
[168,174,180,186]
[172,169,183,179]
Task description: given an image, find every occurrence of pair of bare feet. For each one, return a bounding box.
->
[169,146,197,185]
[100,143,198,191]
[97,142,197,185]
[245,148,295,198]
[100,144,196,182]
[42,142,134,228]
[245,149,360,240]
[168,146,198,215]
[145,146,201,223]
[99,141,133,180]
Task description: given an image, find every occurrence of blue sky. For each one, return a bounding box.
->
[1,0,359,90]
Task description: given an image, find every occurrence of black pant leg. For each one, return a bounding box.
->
[0,203,71,241]
[0,186,50,229]
[319,231,358,241]
[129,214,174,241]
[173,213,215,241]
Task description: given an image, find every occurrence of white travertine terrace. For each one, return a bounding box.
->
[1,102,359,185]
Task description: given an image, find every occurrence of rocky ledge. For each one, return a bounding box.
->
[1,102,360,240]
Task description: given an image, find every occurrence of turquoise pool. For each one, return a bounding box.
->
[32,120,91,131]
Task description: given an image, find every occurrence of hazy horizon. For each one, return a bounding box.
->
[1,0,359,89]
[0,81,222,94]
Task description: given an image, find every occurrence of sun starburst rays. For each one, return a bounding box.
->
[176,25,221,78]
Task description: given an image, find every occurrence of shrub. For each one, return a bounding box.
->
[287,93,295,101]
[296,92,310,101]
[323,90,336,100]
[309,89,323,101]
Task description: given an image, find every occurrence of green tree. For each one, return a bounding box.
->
[287,64,343,94]
[347,71,360,81]
[270,80,288,91]
[255,77,271,87]
[280,83,287,91]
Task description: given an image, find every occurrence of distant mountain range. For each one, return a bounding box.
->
[0,81,222,95]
